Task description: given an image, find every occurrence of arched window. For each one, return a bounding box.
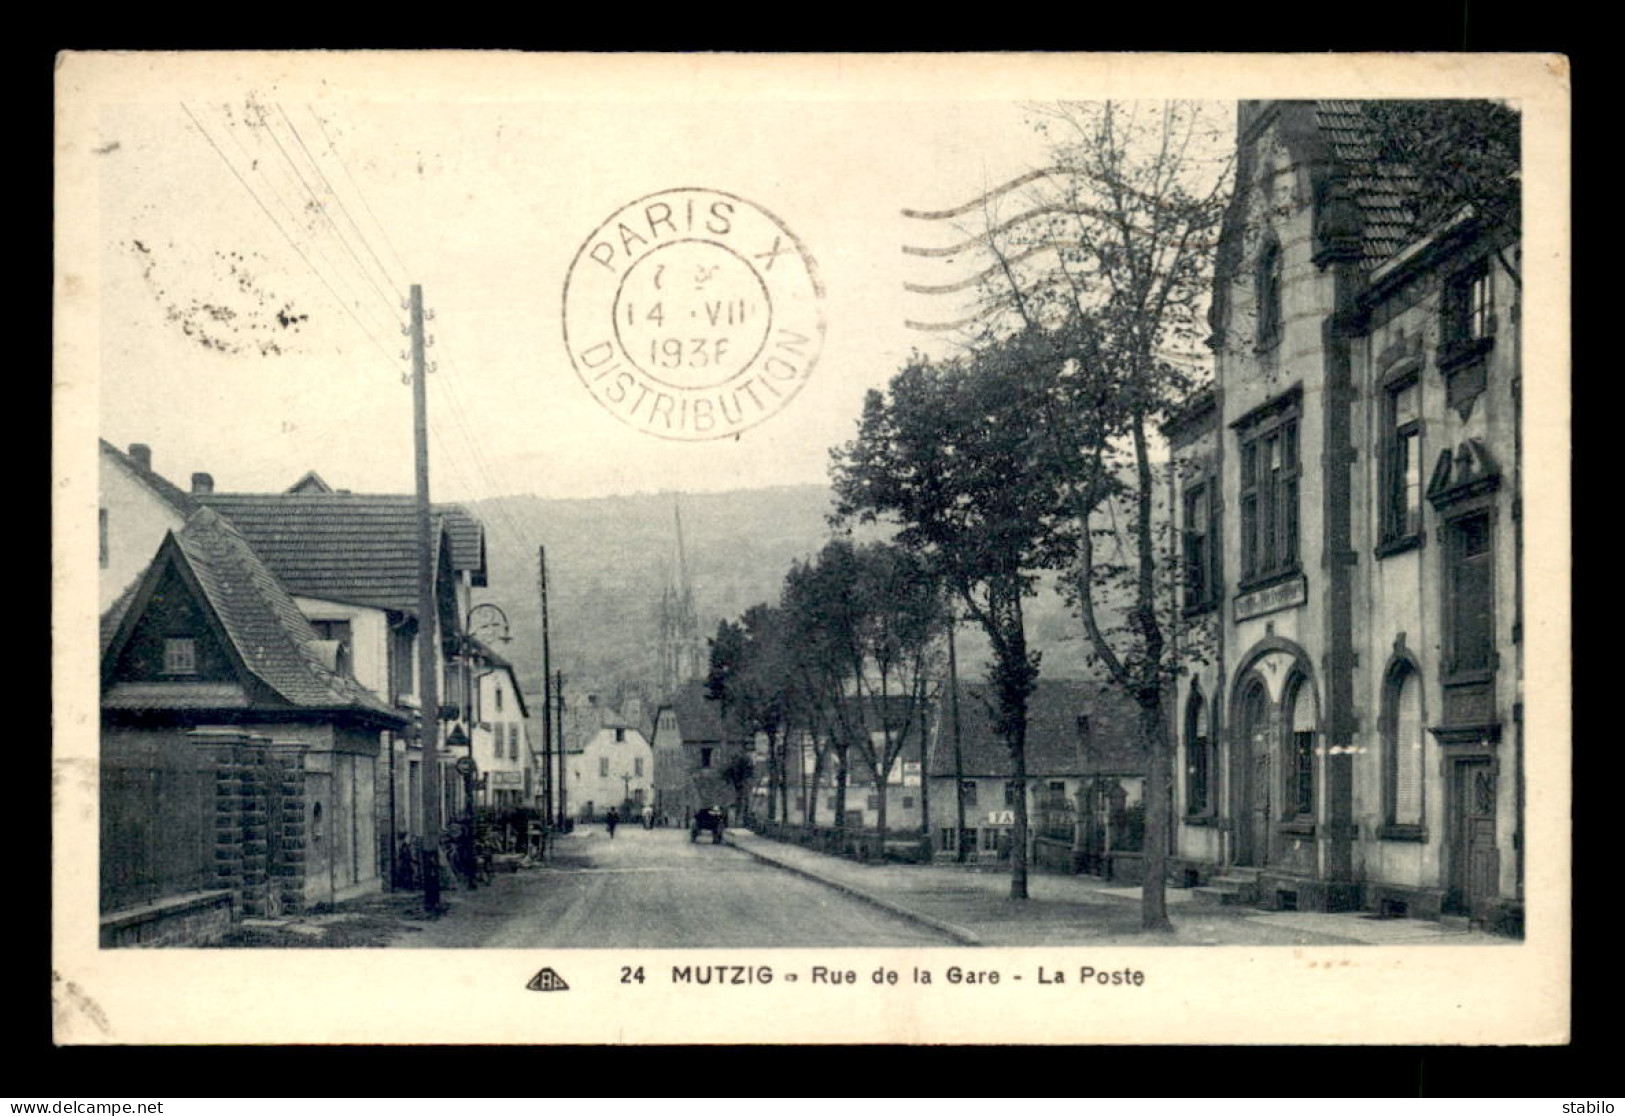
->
[1285,677,1317,818]
[1386,664,1426,828]
[1256,236,1283,349]
[1185,689,1213,816]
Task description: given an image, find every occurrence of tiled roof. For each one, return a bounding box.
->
[928,679,1148,779]
[660,679,752,744]
[196,493,483,614]
[99,439,199,516]
[103,508,403,722]
[1314,101,1424,270]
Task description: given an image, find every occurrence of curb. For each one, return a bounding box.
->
[726,835,982,946]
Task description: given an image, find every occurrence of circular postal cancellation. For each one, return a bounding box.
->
[563,187,826,442]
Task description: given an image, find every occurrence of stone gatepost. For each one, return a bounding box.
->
[237,739,273,917]
[268,744,310,915]
[190,728,256,915]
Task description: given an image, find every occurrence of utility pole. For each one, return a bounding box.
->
[539,546,554,834]
[918,682,931,854]
[949,618,967,863]
[411,283,443,913]
[555,670,568,828]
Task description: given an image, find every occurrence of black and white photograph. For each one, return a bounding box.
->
[53,52,1570,1045]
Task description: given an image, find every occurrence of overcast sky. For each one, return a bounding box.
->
[97,85,1114,502]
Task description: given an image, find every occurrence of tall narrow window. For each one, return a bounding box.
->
[1382,376,1423,546]
[1445,263,1495,350]
[1288,680,1316,818]
[392,628,415,698]
[1256,237,1283,349]
[1447,514,1495,675]
[98,508,109,569]
[1239,415,1300,584]
[600,756,609,778]
[1185,691,1212,816]
[1387,665,1425,828]
[1183,481,1217,611]
[1240,443,1259,581]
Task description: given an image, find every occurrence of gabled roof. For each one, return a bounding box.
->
[657,679,752,745]
[101,508,405,724]
[195,492,485,613]
[286,470,334,494]
[99,439,198,517]
[469,637,529,719]
[928,679,1147,779]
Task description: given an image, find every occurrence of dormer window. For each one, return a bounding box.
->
[163,637,197,676]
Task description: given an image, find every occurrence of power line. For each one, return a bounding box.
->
[291,104,542,561]
[278,103,409,310]
[247,101,406,330]
[210,102,405,356]
[222,103,405,345]
[179,102,407,383]
[307,106,414,288]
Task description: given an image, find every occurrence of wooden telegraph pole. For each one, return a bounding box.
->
[411,284,444,913]
[539,546,554,833]
[555,670,568,828]
[949,619,967,863]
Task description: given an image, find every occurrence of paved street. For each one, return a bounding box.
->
[385,826,949,948]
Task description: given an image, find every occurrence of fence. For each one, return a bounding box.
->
[101,737,212,913]
[101,728,311,928]
[753,818,932,864]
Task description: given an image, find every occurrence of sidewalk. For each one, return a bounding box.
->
[726,830,1508,948]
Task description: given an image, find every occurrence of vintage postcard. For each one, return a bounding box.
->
[53,51,1571,1045]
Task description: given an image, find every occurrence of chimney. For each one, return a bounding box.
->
[127,443,152,471]
[191,472,214,495]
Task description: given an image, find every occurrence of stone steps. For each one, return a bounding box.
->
[1190,870,1262,907]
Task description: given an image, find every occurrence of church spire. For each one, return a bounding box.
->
[657,493,702,696]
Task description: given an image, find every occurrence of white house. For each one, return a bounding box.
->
[98,441,196,613]
[566,696,654,822]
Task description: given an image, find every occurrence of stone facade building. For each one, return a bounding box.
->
[1166,101,1522,931]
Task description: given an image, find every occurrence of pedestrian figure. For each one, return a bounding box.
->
[605,807,619,839]
[641,804,654,830]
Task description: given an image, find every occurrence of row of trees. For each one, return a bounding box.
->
[707,102,1229,931]
[705,537,947,852]
[711,100,1517,933]
[828,102,1232,929]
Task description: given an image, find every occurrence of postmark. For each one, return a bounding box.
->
[562,187,825,441]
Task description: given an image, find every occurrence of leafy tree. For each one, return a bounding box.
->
[1360,100,1521,285]
[721,753,756,822]
[972,100,1231,931]
[831,346,1074,900]
[781,540,866,839]
[846,543,946,851]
